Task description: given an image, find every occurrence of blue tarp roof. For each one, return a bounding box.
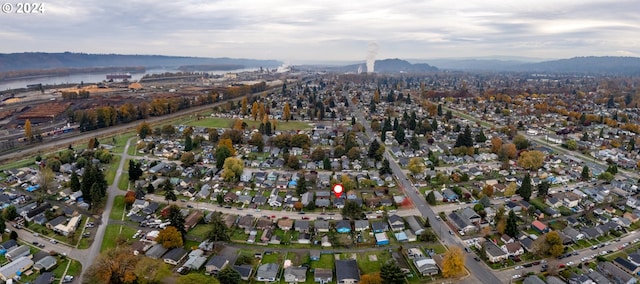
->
[26,185,40,192]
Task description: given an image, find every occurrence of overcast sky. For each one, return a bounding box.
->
[2,0,638,63]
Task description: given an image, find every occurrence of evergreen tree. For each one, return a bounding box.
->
[380,262,405,284]
[392,117,399,131]
[184,135,193,151]
[394,126,405,144]
[581,166,590,180]
[454,125,473,148]
[581,132,589,141]
[517,173,532,201]
[426,191,436,205]
[475,129,487,143]
[505,210,519,238]
[351,116,356,125]
[146,183,155,194]
[410,136,420,151]
[437,104,443,116]
[168,205,186,236]
[368,139,381,158]
[215,146,231,170]
[431,118,438,131]
[128,160,143,182]
[70,171,81,192]
[81,163,96,204]
[369,100,376,113]
[323,157,331,170]
[90,183,103,206]
[207,212,230,242]
[295,174,308,196]
[379,159,392,175]
[381,131,386,143]
[537,181,550,197]
[217,267,241,284]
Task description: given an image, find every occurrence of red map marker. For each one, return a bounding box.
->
[333,184,344,199]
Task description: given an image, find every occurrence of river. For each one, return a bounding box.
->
[0,68,258,91]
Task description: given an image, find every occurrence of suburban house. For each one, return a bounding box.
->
[256,263,279,282]
[6,245,31,262]
[484,241,508,263]
[145,244,168,259]
[335,259,360,284]
[354,220,370,232]
[449,207,480,233]
[315,220,330,232]
[184,211,203,231]
[388,214,405,232]
[371,221,389,233]
[233,264,254,281]
[283,266,307,283]
[405,215,425,235]
[531,220,549,234]
[336,220,351,233]
[205,256,229,275]
[33,255,57,272]
[163,248,188,266]
[598,261,637,284]
[314,268,333,284]
[0,256,34,281]
[278,219,294,231]
[53,215,81,236]
[414,257,439,276]
[501,242,524,257]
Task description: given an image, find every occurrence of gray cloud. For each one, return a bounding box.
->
[0,0,638,62]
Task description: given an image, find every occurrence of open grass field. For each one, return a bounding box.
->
[187,117,312,131]
[105,155,121,185]
[0,157,35,171]
[109,132,137,154]
[110,195,126,221]
[186,224,210,241]
[101,224,137,252]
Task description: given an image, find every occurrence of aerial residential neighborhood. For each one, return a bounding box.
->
[1,63,640,284]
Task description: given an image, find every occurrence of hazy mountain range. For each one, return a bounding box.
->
[1,52,640,75]
[0,52,281,73]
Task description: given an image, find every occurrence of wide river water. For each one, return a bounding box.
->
[0,68,257,91]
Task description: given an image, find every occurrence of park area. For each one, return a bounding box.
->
[187,117,312,131]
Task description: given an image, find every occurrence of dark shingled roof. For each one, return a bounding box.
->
[335,259,360,282]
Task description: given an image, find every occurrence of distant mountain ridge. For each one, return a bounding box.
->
[313,58,438,73]
[427,56,640,75]
[0,52,281,73]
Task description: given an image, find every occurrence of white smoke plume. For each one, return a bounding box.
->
[366,42,379,73]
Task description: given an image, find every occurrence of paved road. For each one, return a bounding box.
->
[349,97,501,284]
[143,193,420,220]
[78,137,135,283]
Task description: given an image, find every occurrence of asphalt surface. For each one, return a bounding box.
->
[350,99,501,284]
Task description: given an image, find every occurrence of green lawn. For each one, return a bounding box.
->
[105,155,121,185]
[184,240,200,250]
[261,251,283,264]
[187,224,211,240]
[311,254,334,269]
[424,243,447,254]
[187,117,312,131]
[357,251,393,274]
[110,132,137,154]
[110,195,127,221]
[118,173,130,190]
[0,157,36,171]
[101,224,137,252]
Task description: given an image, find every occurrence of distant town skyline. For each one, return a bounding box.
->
[1,0,638,64]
